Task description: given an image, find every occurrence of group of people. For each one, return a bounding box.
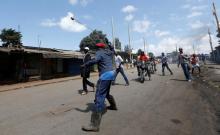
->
[137,48,201,82]
[136,50,161,81]
[178,48,201,82]
[79,42,202,132]
[161,47,201,82]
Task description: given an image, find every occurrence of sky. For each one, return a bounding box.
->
[0,0,220,55]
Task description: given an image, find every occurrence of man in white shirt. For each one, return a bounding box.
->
[112,53,129,86]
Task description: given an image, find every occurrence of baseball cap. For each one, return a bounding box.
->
[84,47,89,50]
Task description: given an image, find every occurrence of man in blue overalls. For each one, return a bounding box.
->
[81,42,117,132]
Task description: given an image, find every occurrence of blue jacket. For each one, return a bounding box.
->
[84,48,114,77]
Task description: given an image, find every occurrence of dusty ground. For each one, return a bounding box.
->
[193,63,220,135]
[0,64,218,135]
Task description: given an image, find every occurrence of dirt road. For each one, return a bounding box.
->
[0,64,217,135]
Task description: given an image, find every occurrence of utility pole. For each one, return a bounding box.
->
[17,25,20,32]
[213,2,220,37]
[143,37,146,53]
[37,35,42,79]
[208,28,215,61]
[176,44,178,53]
[212,2,219,62]
[175,44,178,64]
[111,17,115,49]
[145,39,148,54]
[128,23,132,61]
[193,43,196,54]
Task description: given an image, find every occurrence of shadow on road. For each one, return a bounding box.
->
[213,80,220,82]
[77,89,83,95]
[75,103,108,115]
[170,79,186,82]
[131,78,151,83]
[158,74,173,76]
[77,89,95,95]
[131,78,140,82]
[75,103,94,113]
[112,83,127,86]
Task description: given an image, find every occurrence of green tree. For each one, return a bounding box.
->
[79,30,109,51]
[0,28,22,47]
[124,45,132,53]
[148,52,154,58]
[171,51,178,56]
[114,38,121,50]
[137,49,142,55]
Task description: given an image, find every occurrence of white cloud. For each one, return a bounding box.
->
[69,0,78,5]
[182,4,191,9]
[191,5,207,11]
[187,11,203,18]
[195,35,211,54]
[132,19,151,33]
[155,30,170,37]
[59,12,87,32]
[41,19,57,27]
[169,13,184,22]
[148,37,197,56]
[132,37,179,55]
[82,15,92,20]
[122,5,137,13]
[132,33,214,56]
[69,0,93,6]
[189,20,205,29]
[41,12,87,32]
[182,4,207,19]
[125,14,134,21]
[151,37,179,55]
[80,0,93,7]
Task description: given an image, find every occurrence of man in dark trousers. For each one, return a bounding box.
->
[112,53,129,86]
[137,51,151,80]
[81,47,95,95]
[81,41,117,132]
[178,48,192,82]
[161,52,173,76]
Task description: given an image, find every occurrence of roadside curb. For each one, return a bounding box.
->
[0,73,99,93]
[0,68,135,93]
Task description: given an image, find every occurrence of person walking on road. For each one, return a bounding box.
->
[178,48,192,82]
[81,41,117,132]
[149,54,157,72]
[81,47,95,95]
[137,51,151,80]
[161,52,173,76]
[201,53,206,65]
[112,53,129,86]
[190,54,201,75]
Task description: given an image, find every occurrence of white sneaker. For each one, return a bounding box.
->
[188,79,192,82]
[81,91,88,95]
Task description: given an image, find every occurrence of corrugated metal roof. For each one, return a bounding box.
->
[0,46,84,59]
[42,51,84,59]
[0,47,24,53]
